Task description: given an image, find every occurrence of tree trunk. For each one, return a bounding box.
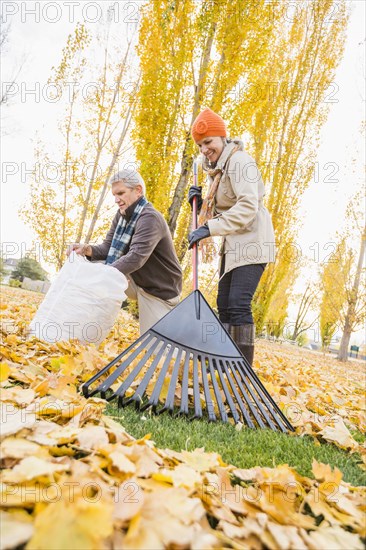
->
[84,93,136,242]
[338,227,366,362]
[167,137,193,235]
[337,318,351,362]
[167,20,217,236]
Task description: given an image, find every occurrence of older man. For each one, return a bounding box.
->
[68,169,182,334]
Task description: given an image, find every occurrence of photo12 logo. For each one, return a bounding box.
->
[1,81,139,105]
[1,1,142,24]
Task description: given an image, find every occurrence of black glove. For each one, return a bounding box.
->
[188,224,210,249]
[188,185,203,212]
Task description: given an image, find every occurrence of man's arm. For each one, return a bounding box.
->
[90,211,120,261]
[111,211,162,275]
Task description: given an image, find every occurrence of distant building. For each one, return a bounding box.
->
[2,258,21,284]
[21,277,51,294]
[2,259,50,294]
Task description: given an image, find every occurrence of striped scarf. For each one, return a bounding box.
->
[199,145,239,226]
[105,196,149,265]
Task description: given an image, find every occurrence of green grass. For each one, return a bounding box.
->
[106,404,366,486]
[351,429,366,445]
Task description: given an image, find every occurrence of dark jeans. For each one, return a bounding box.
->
[217,261,266,325]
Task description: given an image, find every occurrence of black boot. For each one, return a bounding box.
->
[231,324,255,367]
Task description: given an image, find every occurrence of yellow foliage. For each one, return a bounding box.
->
[319,238,349,347]
[241,0,350,329]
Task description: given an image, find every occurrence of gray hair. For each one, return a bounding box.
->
[109,169,146,194]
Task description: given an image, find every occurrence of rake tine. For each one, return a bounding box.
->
[235,360,279,431]
[238,360,281,430]
[156,347,184,414]
[201,355,217,422]
[237,360,289,432]
[82,332,151,397]
[108,336,161,402]
[177,351,191,417]
[192,353,203,419]
[98,334,157,399]
[215,360,241,423]
[230,360,267,428]
[122,337,168,408]
[140,343,175,411]
[234,351,291,432]
[240,361,294,432]
[207,356,228,423]
[222,360,255,428]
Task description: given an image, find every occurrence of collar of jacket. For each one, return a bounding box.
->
[123,197,147,221]
[202,139,244,172]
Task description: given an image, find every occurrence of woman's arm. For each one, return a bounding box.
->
[207,151,260,237]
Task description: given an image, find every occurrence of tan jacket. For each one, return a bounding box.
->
[205,140,276,275]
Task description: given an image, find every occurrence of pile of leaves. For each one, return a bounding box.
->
[254,342,365,460]
[1,286,365,549]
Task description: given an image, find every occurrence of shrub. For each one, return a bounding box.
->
[9,279,22,288]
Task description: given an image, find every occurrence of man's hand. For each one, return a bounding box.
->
[188,224,210,249]
[67,243,92,257]
[188,185,203,212]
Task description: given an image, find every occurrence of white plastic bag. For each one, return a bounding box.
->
[28,252,128,345]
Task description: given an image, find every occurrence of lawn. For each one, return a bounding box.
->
[106,404,366,486]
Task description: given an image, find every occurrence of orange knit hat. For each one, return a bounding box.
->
[191,107,227,143]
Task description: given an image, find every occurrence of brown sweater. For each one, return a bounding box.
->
[89,203,182,300]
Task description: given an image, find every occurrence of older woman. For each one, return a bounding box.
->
[188,108,275,366]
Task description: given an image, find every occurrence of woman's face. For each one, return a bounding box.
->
[196,136,225,164]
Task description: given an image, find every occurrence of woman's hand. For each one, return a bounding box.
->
[188,224,210,249]
[67,243,92,257]
[188,185,203,212]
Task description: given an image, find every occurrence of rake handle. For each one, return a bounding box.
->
[192,160,199,291]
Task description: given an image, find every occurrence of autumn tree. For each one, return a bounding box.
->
[21,20,139,269]
[260,266,298,339]
[21,0,350,311]
[76,23,140,242]
[0,21,25,106]
[134,0,279,259]
[319,239,347,349]
[319,190,366,361]
[134,0,349,327]
[21,23,90,269]
[11,256,48,282]
[337,145,366,361]
[247,0,349,331]
[320,234,366,361]
[287,284,319,343]
[1,21,27,137]
[338,226,366,360]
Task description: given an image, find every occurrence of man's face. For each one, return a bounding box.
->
[196,136,225,164]
[112,181,143,215]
